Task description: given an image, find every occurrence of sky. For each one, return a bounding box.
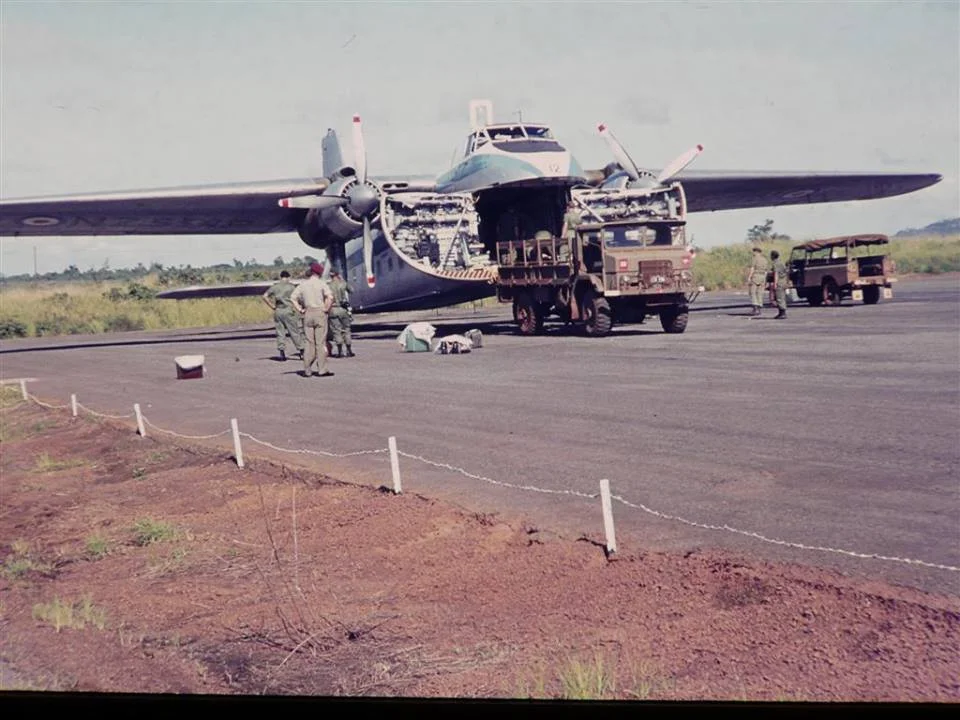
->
[0,0,957,276]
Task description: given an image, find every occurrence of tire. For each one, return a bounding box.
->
[822,279,840,306]
[582,291,612,337]
[862,285,880,305]
[513,295,543,336]
[660,307,689,334]
[806,290,823,307]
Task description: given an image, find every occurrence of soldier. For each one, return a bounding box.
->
[746,245,769,317]
[327,269,355,358]
[560,199,582,245]
[290,262,335,378]
[769,249,788,319]
[261,270,303,361]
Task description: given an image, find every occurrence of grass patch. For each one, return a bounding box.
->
[2,539,57,580]
[32,595,106,632]
[558,652,618,699]
[0,384,24,409]
[33,452,86,474]
[131,517,177,546]
[84,534,111,560]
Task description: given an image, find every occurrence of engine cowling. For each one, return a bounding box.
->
[295,175,383,250]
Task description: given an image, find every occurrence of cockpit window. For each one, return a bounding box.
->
[524,126,554,139]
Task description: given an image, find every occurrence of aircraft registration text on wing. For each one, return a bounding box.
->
[0,99,942,313]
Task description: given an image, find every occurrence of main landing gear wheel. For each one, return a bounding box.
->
[660,307,689,334]
[582,291,612,337]
[513,295,544,336]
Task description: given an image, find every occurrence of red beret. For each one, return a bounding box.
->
[309,262,324,275]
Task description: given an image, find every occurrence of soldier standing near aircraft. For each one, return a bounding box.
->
[291,262,334,377]
[328,269,355,358]
[746,245,769,317]
[769,249,788,319]
[261,270,303,361]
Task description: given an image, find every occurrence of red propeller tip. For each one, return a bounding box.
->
[696,144,704,151]
[353,114,361,123]
[597,123,606,132]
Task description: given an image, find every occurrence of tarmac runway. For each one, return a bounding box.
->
[2,277,958,596]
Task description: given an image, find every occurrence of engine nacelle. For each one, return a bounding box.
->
[295,175,383,250]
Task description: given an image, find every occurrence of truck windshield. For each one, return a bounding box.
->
[602,225,672,247]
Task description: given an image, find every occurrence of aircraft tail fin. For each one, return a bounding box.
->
[322,128,344,179]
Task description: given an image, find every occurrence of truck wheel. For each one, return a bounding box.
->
[862,286,880,305]
[582,292,612,337]
[513,295,543,335]
[660,307,689,334]
[806,290,823,307]
[822,279,840,305]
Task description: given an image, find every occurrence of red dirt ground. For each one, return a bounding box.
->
[1,394,958,701]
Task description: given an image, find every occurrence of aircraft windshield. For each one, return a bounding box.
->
[486,125,554,141]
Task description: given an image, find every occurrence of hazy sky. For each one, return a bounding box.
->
[1,0,957,275]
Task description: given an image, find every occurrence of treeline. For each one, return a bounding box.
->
[0,255,320,288]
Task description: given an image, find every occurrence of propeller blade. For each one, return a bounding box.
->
[362,216,375,288]
[352,114,367,184]
[597,122,641,182]
[657,144,704,184]
[277,195,347,210]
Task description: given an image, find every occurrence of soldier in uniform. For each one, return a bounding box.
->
[769,249,788,319]
[261,270,303,361]
[746,245,769,317]
[290,262,335,378]
[327,269,355,358]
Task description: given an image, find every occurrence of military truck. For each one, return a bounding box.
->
[494,186,697,336]
[788,234,896,306]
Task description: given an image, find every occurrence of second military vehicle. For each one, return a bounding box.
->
[788,234,896,306]
[494,183,698,337]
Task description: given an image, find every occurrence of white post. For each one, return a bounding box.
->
[19,379,27,400]
[599,479,617,556]
[134,403,146,437]
[388,436,402,494]
[71,394,78,417]
[231,418,244,469]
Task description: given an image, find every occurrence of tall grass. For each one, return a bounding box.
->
[0,279,267,338]
[692,234,959,291]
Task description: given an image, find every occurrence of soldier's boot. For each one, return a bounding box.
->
[345,345,355,358]
[751,306,761,317]
[278,349,286,361]
[775,310,787,319]
[334,343,343,358]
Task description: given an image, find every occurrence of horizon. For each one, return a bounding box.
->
[1,1,957,276]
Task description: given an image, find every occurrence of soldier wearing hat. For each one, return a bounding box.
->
[746,245,769,317]
[290,262,335,377]
[327,269,355,358]
[262,270,304,362]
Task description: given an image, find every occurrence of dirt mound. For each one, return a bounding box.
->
[1,396,957,700]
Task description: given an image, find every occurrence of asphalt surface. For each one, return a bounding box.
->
[2,277,958,596]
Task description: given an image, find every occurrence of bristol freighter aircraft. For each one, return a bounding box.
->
[0,99,942,313]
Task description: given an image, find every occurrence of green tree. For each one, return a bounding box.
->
[746,219,790,244]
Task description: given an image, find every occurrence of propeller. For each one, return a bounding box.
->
[351,114,377,288]
[596,122,703,188]
[597,123,641,182]
[657,144,704,185]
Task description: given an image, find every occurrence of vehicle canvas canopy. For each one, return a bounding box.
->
[790,234,890,262]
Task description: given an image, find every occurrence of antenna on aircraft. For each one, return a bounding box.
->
[469,99,493,129]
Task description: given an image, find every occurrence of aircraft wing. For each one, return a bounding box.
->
[0,174,438,238]
[672,170,942,213]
